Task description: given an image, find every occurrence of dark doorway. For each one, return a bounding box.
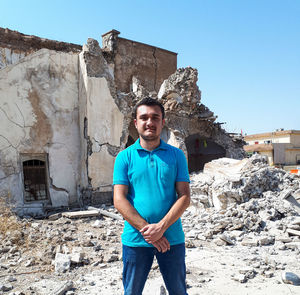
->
[185,135,226,172]
[126,120,139,148]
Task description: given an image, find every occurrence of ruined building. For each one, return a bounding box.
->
[0,28,244,216]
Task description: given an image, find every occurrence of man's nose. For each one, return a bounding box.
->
[146,118,154,126]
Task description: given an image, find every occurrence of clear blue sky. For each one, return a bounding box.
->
[1,0,299,135]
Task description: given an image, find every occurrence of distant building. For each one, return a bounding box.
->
[244,129,300,168]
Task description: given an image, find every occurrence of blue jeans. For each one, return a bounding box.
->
[122,243,187,295]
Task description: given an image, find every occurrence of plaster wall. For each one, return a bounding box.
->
[247,135,291,145]
[0,49,80,213]
[290,134,300,146]
[86,77,124,189]
[285,150,300,165]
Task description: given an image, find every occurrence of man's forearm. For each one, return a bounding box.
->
[158,193,190,232]
[140,182,190,243]
[113,186,148,230]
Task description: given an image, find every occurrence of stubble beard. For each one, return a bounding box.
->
[140,133,160,142]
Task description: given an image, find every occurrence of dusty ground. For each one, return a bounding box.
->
[0,204,299,295]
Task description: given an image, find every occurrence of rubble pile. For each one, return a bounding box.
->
[185,154,300,250]
[0,155,299,293]
[0,209,124,294]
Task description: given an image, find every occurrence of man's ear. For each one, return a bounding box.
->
[162,118,165,127]
[134,119,137,129]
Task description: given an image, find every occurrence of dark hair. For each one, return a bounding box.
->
[133,97,165,119]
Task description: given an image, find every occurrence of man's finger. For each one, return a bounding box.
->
[140,225,148,233]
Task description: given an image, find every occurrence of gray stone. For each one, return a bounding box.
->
[219,234,235,245]
[31,279,73,295]
[281,272,300,286]
[232,274,247,283]
[0,284,13,292]
[241,238,258,247]
[54,253,71,273]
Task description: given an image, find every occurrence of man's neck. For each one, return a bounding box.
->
[139,137,161,151]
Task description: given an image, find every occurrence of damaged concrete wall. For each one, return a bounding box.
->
[102,30,177,93]
[0,49,80,215]
[79,38,131,205]
[0,27,82,70]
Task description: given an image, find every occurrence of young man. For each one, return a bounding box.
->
[113,97,190,295]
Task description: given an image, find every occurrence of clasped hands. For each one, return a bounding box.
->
[140,223,170,253]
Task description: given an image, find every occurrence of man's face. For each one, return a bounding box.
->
[134,105,165,142]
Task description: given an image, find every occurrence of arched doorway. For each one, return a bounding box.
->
[185,135,226,172]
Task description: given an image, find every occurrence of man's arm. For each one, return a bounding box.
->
[113,184,170,252]
[140,181,190,243]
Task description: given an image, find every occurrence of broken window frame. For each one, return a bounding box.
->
[20,153,50,203]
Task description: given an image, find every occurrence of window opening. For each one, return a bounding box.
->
[23,159,48,202]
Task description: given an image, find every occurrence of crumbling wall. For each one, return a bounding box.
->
[79,39,131,205]
[0,27,82,70]
[130,67,245,171]
[0,49,80,215]
[102,30,177,93]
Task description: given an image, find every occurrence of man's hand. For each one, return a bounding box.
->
[140,223,165,243]
[152,236,170,253]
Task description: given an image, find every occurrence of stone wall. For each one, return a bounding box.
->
[102,30,177,93]
[0,49,80,215]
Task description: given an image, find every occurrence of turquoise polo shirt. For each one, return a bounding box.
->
[113,139,190,247]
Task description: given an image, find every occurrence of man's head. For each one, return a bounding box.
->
[133,97,165,142]
[133,97,165,120]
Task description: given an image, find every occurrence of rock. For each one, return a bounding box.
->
[31,279,73,295]
[286,228,300,237]
[284,242,300,250]
[219,234,235,245]
[264,271,274,278]
[92,220,102,228]
[281,272,300,286]
[0,284,13,292]
[70,247,84,264]
[232,274,247,283]
[214,237,227,246]
[241,238,258,247]
[258,236,275,246]
[54,253,71,273]
[290,216,300,225]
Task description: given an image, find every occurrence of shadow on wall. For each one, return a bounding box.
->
[185,134,226,173]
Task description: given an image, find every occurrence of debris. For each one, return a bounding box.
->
[31,279,73,295]
[62,210,100,219]
[54,253,71,273]
[281,272,300,286]
[286,228,300,237]
[87,206,123,220]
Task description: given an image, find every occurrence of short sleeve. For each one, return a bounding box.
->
[176,149,190,183]
[113,151,129,185]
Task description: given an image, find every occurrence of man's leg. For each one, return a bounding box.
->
[122,245,154,295]
[156,243,187,295]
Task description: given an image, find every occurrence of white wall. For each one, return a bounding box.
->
[0,49,80,213]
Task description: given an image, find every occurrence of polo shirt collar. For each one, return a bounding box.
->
[133,138,168,151]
